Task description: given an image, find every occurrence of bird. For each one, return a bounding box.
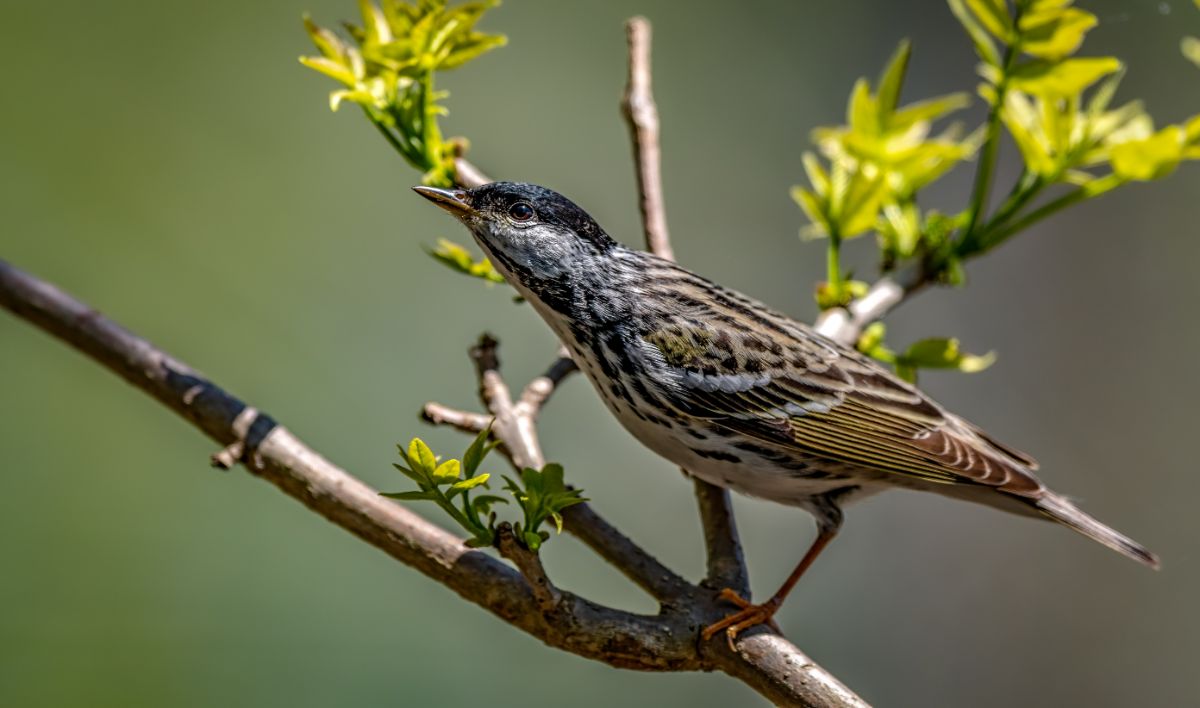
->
[414,181,1159,645]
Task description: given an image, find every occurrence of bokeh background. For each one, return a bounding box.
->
[2,1,1197,705]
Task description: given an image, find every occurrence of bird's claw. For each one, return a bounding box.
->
[702,589,782,651]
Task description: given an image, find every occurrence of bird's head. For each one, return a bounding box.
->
[413,182,617,287]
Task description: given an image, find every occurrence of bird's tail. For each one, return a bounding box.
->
[1037,492,1160,569]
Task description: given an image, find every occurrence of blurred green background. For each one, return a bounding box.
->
[2,1,1197,705]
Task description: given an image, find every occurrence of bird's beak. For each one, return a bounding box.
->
[412,186,476,216]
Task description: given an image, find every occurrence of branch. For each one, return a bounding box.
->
[621,17,673,261]
[620,16,750,596]
[454,157,491,189]
[813,262,927,345]
[429,333,688,603]
[0,257,867,706]
[0,258,661,666]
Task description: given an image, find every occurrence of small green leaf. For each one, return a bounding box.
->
[1182,37,1200,70]
[472,494,508,514]
[1110,125,1185,180]
[838,173,888,238]
[450,473,490,492]
[888,93,972,131]
[792,186,832,237]
[1020,7,1098,60]
[432,458,462,484]
[299,56,356,87]
[540,463,566,492]
[966,0,1013,42]
[1185,115,1200,145]
[801,152,830,195]
[847,79,877,136]
[856,322,896,365]
[876,40,912,116]
[957,351,997,373]
[407,438,438,475]
[391,462,425,484]
[380,490,436,501]
[900,337,996,374]
[440,34,508,70]
[947,0,1002,66]
[462,426,494,478]
[1009,57,1121,97]
[523,531,543,551]
[427,238,506,284]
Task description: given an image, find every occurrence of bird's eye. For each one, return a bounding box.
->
[509,202,535,222]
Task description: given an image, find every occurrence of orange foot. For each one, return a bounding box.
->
[701,588,782,650]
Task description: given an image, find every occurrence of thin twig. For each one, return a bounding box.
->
[419,402,491,434]
[454,158,491,189]
[470,333,544,471]
[458,333,689,602]
[517,349,578,415]
[813,263,927,345]
[621,17,673,261]
[621,16,749,595]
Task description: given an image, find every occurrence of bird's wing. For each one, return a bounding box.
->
[639,316,1042,496]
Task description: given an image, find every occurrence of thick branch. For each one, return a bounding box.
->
[0,258,670,667]
[1,258,867,705]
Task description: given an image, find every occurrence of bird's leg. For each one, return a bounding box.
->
[702,526,838,650]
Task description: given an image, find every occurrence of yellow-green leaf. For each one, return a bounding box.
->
[876,40,912,115]
[1183,37,1200,70]
[888,93,972,131]
[408,438,438,475]
[450,473,489,492]
[966,0,1013,42]
[1009,57,1121,96]
[1185,114,1200,144]
[1001,92,1055,175]
[801,152,830,195]
[847,79,877,136]
[300,56,357,87]
[1020,7,1097,59]
[432,458,462,483]
[839,173,888,238]
[304,15,346,60]
[792,186,832,237]
[1110,125,1185,180]
[947,0,1002,66]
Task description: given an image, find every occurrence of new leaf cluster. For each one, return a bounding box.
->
[796,0,1200,382]
[383,429,585,552]
[302,0,508,286]
[301,0,505,188]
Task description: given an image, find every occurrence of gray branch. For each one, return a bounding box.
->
[621,17,673,261]
[618,15,753,604]
[813,263,928,345]
[1,258,867,706]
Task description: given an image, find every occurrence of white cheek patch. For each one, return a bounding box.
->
[495,225,585,278]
